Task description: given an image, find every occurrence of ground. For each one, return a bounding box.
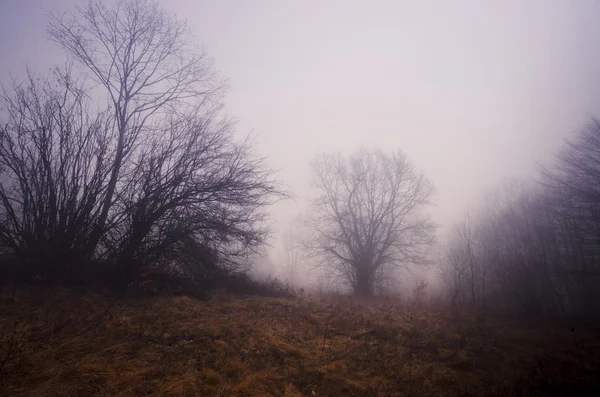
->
[1,288,599,396]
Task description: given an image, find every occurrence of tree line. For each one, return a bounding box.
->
[2,0,599,314]
[440,121,600,316]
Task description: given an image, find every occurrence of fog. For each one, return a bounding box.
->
[2,0,600,290]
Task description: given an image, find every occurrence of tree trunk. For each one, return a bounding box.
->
[85,115,127,259]
[355,265,373,297]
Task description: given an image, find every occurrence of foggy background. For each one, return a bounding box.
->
[2,0,600,288]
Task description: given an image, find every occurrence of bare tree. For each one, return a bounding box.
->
[47,0,223,259]
[458,213,479,306]
[0,0,285,285]
[441,242,469,307]
[306,147,436,297]
[280,215,306,286]
[440,212,487,307]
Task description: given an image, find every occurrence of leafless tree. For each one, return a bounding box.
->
[305,147,436,297]
[458,213,480,306]
[281,222,302,286]
[47,0,224,260]
[441,242,469,307]
[440,211,487,308]
[0,0,285,285]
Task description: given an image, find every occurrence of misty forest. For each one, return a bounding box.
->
[1,1,599,396]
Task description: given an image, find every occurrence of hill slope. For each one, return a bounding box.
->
[1,288,599,396]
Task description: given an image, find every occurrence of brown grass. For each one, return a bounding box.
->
[1,288,599,396]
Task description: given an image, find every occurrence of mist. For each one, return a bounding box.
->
[2,1,600,395]
[3,0,600,289]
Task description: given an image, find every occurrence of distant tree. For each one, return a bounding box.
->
[280,215,307,286]
[440,212,486,307]
[411,279,428,306]
[0,0,285,285]
[441,242,468,307]
[306,147,436,297]
[247,245,277,280]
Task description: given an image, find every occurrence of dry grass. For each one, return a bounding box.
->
[1,288,599,396]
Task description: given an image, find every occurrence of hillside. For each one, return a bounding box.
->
[1,288,599,396]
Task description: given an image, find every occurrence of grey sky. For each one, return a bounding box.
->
[2,0,600,266]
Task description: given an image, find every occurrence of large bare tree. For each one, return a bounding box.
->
[47,0,223,260]
[306,147,436,297]
[0,0,285,285]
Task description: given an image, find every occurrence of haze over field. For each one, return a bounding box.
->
[2,0,600,289]
[2,2,600,395]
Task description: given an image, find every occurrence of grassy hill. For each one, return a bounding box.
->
[1,288,599,396]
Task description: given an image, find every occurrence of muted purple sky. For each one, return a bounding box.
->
[2,1,600,278]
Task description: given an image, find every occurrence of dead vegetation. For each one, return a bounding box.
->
[1,288,599,396]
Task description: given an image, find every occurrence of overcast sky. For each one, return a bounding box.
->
[2,0,600,275]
